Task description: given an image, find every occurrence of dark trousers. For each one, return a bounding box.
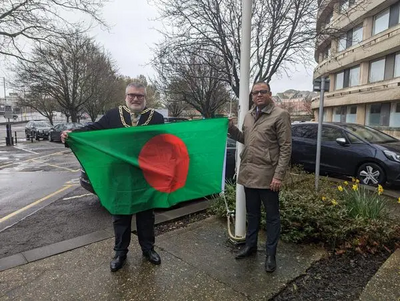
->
[244,187,280,256]
[112,209,155,256]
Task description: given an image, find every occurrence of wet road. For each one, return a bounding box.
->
[0,141,81,232]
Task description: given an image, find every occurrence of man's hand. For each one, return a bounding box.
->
[228,116,234,128]
[270,178,282,192]
[61,130,72,143]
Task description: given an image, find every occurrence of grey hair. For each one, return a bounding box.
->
[126,82,147,95]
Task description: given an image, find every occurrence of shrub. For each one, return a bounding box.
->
[208,170,400,253]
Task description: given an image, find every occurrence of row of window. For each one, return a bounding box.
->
[334,52,400,90]
[322,1,400,57]
[326,102,400,127]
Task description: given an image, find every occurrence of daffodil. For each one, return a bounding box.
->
[377,184,384,195]
[344,181,348,185]
[351,177,356,183]
[331,199,338,206]
[356,179,360,184]
[338,185,344,192]
[352,184,358,191]
[397,197,400,204]
[322,196,326,201]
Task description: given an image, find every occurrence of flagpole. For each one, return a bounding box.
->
[235,0,252,240]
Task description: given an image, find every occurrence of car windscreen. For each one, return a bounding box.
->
[342,124,397,143]
[65,123,83,130]
[34,121,51,127]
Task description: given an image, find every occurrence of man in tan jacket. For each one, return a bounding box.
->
[228,81,292,273]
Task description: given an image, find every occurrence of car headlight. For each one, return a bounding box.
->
[383,150,400,163]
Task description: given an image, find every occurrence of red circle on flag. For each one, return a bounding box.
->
[138,134,190,193]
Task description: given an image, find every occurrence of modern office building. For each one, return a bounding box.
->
[313,0,400,138]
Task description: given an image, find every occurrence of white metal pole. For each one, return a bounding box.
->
[235,0,252,239]
[315,77,325,190]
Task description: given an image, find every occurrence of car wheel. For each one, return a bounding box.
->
[357,163,386,186]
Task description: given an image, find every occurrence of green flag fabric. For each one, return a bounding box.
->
[68,118,228,215]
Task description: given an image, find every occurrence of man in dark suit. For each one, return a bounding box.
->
[61,82,164,272]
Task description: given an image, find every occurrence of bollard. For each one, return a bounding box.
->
[14,131,17,144]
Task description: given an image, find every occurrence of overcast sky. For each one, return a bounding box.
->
[0,0,315,97]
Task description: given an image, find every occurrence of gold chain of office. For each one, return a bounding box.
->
[118,106,154,127]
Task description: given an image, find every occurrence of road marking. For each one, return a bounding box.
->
[13,146,39,154]
[63,194,93,200]
[0,185,73,224]
[30,159,79,172]
[0,150,70,169]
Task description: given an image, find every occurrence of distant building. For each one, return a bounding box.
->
[313,0,400,138]
[274,90,317,121]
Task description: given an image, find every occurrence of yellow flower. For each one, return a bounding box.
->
[331,199,338,206]
[356,179,360,184]
[377,184,384,195]
[352,177,356,183]
[352,184,358,191]
[397,197,400,204]
[338,185,344,192]
[322,196,326,201]
[344,181,349,185]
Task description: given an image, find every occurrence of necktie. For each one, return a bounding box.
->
[131,113,140,126]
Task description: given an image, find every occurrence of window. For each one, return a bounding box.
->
[335,72,344,90]
[322,126,344,142]
[390,102,400,127]
[346,106,357,123]
[340,0,349,13]
[352,25,363,44]
[395,53,400,78]
[369,59,385,82]
[335,66,360,90]
[367,103,390,126]
[292,124,318,139]
[369,53,400,83]
[338,35,347,52]
[349,66,360,86]
[373,3,400,36]
[373,8,390,35]
[323,44,331,60]
[333,106,346,122]
[337,24,363,52]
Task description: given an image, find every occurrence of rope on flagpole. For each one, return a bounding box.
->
[221,172,246,243]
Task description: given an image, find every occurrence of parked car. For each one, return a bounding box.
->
[291,122,400,185]
[25,120,52,140]
[49,122,83,142]
[80,137,237,194]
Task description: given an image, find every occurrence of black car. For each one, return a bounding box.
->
[291,122,400,185]
[49,122,83,142]
[25,120,52,140]
[80,137,237,194]
[164,117,190,123]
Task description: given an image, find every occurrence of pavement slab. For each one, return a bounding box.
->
[0,217,326,301]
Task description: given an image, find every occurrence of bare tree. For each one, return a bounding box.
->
[154,49,232,118]
[14,32,117,122]
[17,90,59,124]
[152,0,319,98]
[0,0,107,61]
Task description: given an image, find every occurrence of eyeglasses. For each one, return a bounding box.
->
[126,93,145,100]
[251,90,270,96]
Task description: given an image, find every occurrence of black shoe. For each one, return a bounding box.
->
[235,246,257,259]
[265,255,276,273]
[110,255,126,272]
[143,249,161,265]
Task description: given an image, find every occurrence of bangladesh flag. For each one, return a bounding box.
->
[68,118,229,215]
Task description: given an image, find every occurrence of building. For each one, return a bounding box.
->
[274,90,317,121]
[313,0,400,138]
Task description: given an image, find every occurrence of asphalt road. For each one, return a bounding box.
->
[0,139,110,259]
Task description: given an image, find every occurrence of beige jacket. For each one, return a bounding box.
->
[229,103,292,189]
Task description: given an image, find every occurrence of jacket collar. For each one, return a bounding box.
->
[251,102,275,117]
